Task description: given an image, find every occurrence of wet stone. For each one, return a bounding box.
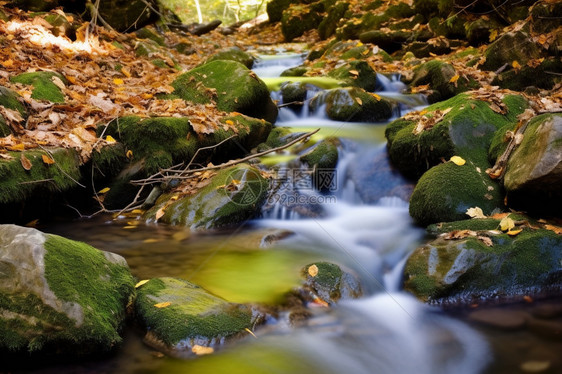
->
[468,308,528,330]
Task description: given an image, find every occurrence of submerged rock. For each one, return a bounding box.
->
[145,164,269,229]
[135,277,262,356]
[0,225,134,355]
[504,113,562,215]
[171,60,278,123]
[403,226,562,306]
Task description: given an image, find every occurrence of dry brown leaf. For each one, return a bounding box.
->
[20,153,32,170]
[192,345,214,355]
[308,264,319,277]
[466,207,486,219]
[41,154,55,164]
[545,224,562,235]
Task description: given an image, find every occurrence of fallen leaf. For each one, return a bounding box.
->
[105,135,117,143]
[97,187,110,194]
[113,78,124,85]
[478,236,493,246]
[308,264,319,277]
[154,301,171,308]
[512,60,521,70]
[244,328,257,338]
[450,155,466,166]
[500,216,515,231]
[155,207,165,221]
[20,153,32,170]
[544,224,562,235]
[42,154,55,164]
[466,207,486,219]
[135,279,150,288]
[349,70,359,76]
[355,97,363,105]
[449,74,460,83]
[192,345,214,355]
[507,229,523,236]
[126,150,133,159]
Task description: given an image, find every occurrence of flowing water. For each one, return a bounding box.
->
[27,51,562,374]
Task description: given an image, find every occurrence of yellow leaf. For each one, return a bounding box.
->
[244,328,257,338]
[126,150,133,159]
[113,78,124,85]
[192,345,214,355]
[141,93,153,99]
[507,229,523,236]
[308,264,319,277]
[349,70,359,76]
[225,119,234,126]
[42,154,56,165]
[356,42,363,47]
[155,207,165,221]
[466,207,486,219]
[370,93,381,101]
[65,75,77,84]
[20,153,32,171]
[500,216,515,231]
[489,29,498,42]
[545,224,562,235]
[106,135,116,143]
[154,301,171,308]
[355,97,362,105]
[450,156,466,166]
[449,74,460,83]
[512,60,521,70]
[132,209,144,214]
[135,279,150,288]
[123,225,137,229]
[97,187,110,194]
[121,67,132,78]
[10,143,26,151]
[143,238,160,243]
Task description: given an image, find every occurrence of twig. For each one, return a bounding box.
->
[39,146,86,188]
[486,116,532,179]
[131,129,320,186]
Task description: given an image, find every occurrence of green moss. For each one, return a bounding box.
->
[42,234,134,350]
[492,58,562,91]
[318,1,349,40]
[266,0,296,23]
[91,142,127,178]
[135,278,255,346]
[10,71,66,103]
[281,3,323,42]
[409,160,503,226]
[171,60,278,123]
[135,27,165,46]
[205,47,255,69]
[328,60,378,91]
[0,148,81,204]
[280,66,308,77]
[314,87,393,122]
[300,138,339,169]
[481,31,544,72]
[386,93,528,179]
[427,218,502,235]
[146,164,269,228]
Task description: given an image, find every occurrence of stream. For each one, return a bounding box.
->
[27,51,562,374]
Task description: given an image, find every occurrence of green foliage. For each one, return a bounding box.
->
[160,0,268,25]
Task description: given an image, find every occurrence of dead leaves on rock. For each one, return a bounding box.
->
[408,107,452,135]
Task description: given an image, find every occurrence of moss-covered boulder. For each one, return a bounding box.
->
[0,86,27,136]
[327,60,379,91]
[171,60,278,123]
[491,58,562,91]
[300,138,340,192]
[205,47,255,69]
[135,277,262,355]
[266,0,297,23]
[322,40,373,61]
[0,148,81,204]
[0,225,134,355]
[504,113,562,214]
[310,87,393,122]
[481,31,545,71]
[96,0,157,32]
[318,1,349,40]
[281,2,324,42]
[135,26,166,46]
[10,71,66,103]
[530,1,562,34]
[385,93,528,179]
[408,60,478,103]
[465,17,502,46]
[145,164,269,229]
[409,160,503,226]
[359,30,412,53]
[403,224,562,305]
[298,262,362,305]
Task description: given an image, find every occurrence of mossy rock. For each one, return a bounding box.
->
[280,66,309,77]
[0,148,81,204]
[300,138,340,192]
[403,227,562,305]
[530,1,562,34]
[504,113,562,215]
[409,60,478,103]
[135,27,165,46]
[144,164,269,229]
[465,17,502,46]
[401,38,462,58]
[43,12,75,38]
[134,39,160,57]
[135,277,262,354]
[322,40,372,60]
[0,225,134,355]
[91,142,128,179]
[0,86,27,136]
[491,58,562,91]
[299,262,362,305]
[96,0,157,32]
[171,60,278,123]
[205,47,255,69]
[426,214,531,235]
[385,93,528,179]
[318,1,349,40]
[281,3,323,42]
[310,87,393,123]
[413,0,440,20]
[266,0,297,23]
[359,30,412,53]
[428,15,466,39]
[481,31,545,71]
[409,160,503,226]
[10,71,66,103]
[327,60,378,91]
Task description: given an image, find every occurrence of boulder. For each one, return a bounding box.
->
[171,60,278,123]
[359,30,412,53]
[135,277,263,355]
[298,262,362,305]
[403,224,562,305]
[385,92,528,179]
[318,1,349,40]
[491,58,562,91]
[96,0,158,32]
[408,160,503,226]
[310,87,393,122]
[144,164,269,229]
[281,2,324,41]
[481,31,545,72]
[266,0,297,23]
[504,113,562,214]
[300,138,340,192]
[408,60,478,103]
[10,71,66,103]
[328,60,379,91]
[205,47,255,69]
[0,225,134,355]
